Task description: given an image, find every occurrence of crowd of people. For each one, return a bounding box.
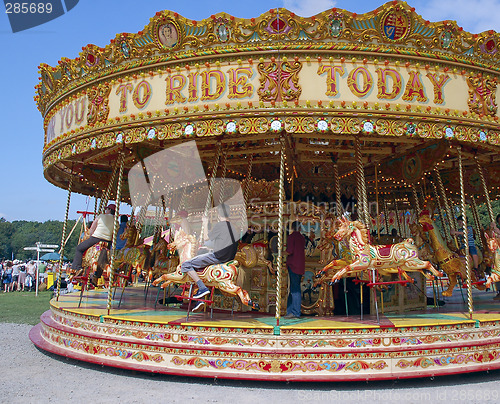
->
[0,260,62,293]
[1,260,38,292]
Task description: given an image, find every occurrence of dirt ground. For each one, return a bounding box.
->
[2,323,500,403]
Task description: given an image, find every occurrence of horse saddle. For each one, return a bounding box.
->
[377,245,393,258]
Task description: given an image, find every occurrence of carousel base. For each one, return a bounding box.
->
[30,286,500,381]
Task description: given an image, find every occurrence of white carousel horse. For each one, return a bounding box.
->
[330,216,442,284]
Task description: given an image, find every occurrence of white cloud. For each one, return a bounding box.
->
[282,0,338,17]
[410,0,500,34]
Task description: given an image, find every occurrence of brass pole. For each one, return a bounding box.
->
[334,163,342,217]
[107,152,125,314]
[275,136,286,326]
[354,136,367,224]
[431,181,447,238]
[56,174,74,300]
[434,169,456,245]
[458,146,473,319]
[200,141,223,243]
[475,157,495,224]
[375,165,380,239]
[470,197,483,250]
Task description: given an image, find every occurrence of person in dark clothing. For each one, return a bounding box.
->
[285,221,306,318]
[180,203,239,312]
[115,215,129,250]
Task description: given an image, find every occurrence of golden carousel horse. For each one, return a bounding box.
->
[418,211,485,296]
[329,216,442,284]
[317,226,336,265]
[312,258,351,316]
[235,242,275,274]
[69,222,110,283]
[150,235,179,279]
[113,223,151,279]
[485,234,500,288]
[479,228,495,270]
[153,228,259,310]
[408,222,436,264]
[78,241,110,283]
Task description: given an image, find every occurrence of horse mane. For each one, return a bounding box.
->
[352,220,369,244]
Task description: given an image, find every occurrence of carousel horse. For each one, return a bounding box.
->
[329,216,442,284]
[150,235,179,279]
[235,242,275,274]
[78,241,110,283]
[418,211,485,296]
[485,234,500,288]
[479,228,495,270]
[408,222,436,264]
[153,228,259,309]
[113,223,151,279]
[312,258,351,316]
[317,227,336,265]
[69,222,110,283]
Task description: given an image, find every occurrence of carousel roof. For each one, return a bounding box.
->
[35,1,500,206]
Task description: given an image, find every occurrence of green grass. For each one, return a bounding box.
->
[0,290,53,325]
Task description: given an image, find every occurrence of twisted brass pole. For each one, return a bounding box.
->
[107,152,125,314]
[98,162,119,215]
[241,154,254,235]
[393,196,403,238]
[434,169,454,243]
[383,199,390,235]
[200,141,223,242]
[275,136,286,325]
[56,174,74,301]
[94,196,98,220]
[475,157,494,224]
[431,181,447,238]
[470,197,483,250]
[334,163,342,217]
[375,164,380,239]
[412,186,421,217]
[243,154,254,205]
[354,136,367,224]
[458,146,473,319]
[218,149,228,204]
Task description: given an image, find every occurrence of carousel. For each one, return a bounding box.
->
[30,2,500,381]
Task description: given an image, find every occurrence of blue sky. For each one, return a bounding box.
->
[1,0,499,222]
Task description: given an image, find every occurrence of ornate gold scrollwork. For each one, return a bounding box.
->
[257,60,302,102]
[87,82,111,125]
[467,73,498,117]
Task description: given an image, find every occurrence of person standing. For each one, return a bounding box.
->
[285,221,306,318]
[26,261,36,291]
[11,261,20,292]
[18,262,26,291]
[2,261,13,293]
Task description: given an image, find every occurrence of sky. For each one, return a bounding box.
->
[1,0,499,222]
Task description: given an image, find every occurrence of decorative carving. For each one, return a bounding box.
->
[467,73,498,116]
[257,61,302,102]
[87,82,111,125]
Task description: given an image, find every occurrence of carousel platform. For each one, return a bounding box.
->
[30,286,500,381]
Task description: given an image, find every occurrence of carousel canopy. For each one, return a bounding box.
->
[35,1,500,207]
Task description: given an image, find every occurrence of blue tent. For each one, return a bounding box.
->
[39,252,68,261]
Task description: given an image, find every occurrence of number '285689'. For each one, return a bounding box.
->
[5,3,53,14]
